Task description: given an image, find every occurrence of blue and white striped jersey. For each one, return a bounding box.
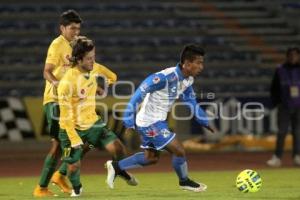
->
[123,64,208,128]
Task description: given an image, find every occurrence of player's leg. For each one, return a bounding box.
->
[165,135,207,192]
[33,103,69,197]
[86,120,138,187]
[107,123,163,172]
[106,121,174,188]
[267,105,290,167]
[33,138,60,197]
[291,108,300,165]
[47,103,71,193]
[106,148,159,189]
[104,139,140,187]
[59,130,83,197]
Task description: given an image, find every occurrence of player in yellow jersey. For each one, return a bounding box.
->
[33,10,83,197]
[57,36,137,197]
[33,10,127,197]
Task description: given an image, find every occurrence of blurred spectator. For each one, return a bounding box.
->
[267,47,300,167]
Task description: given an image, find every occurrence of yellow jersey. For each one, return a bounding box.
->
[43,35,117,105]
[43,35,72,105]
[57,64,117,146]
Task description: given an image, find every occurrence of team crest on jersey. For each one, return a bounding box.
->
[63,55,71,67]
[153,76,160,84]
[79,88,87,100]
[161,129,171,138]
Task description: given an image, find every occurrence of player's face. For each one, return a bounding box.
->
[287,50,300,65]
[79,48,95,72]
[184,55,204,77]
[61,23,81,42]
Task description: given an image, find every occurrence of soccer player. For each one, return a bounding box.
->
[33,10,83,197]
[106,44,214,192]
[57,37,137,197]
[33,10,122,197]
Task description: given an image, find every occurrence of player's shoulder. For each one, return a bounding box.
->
[62,67,78,80]
[158,66,179,82]
[159,66,176,76]
[92,62,106,71]
[49,35,66,49]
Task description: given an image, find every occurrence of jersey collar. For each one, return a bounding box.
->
[175,64,185,81]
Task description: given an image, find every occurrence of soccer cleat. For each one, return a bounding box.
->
[105,160,116,189]
[119,173,139,186]
[294,155,300,166]
[51,171,72,194]
[33,185,56,197]
[70,186,83,197]
[266,155,281,167]
[179,178,207,192]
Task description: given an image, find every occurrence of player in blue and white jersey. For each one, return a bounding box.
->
[106,44,214,192]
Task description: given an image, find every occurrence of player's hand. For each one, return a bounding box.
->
[204,125,215,133]
[52,80,60,88]
[96,86,105,96]
[63,146,83,164]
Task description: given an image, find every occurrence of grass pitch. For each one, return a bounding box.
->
[0,169,299,200]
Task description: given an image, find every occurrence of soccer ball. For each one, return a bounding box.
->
[236,169,262,193]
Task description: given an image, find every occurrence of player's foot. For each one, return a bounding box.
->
[118,171,139,186]
[105,160,116,189]
[70,184,82,197]
[33,185,56,197]
[51,171,72,194]
[179,178,207,192]
[294,155,300,166]
[266,155,281,167]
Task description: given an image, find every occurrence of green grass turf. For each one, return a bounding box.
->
[0,169,299,200]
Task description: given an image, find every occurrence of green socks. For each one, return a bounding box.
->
[58,161,68,176]
[38,155,57,187]
[68,167,81,188]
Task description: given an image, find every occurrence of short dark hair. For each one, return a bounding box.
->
[71,36,94,66]
[286,47,300,56]
[60,10,82,26]
[180,44,205,64]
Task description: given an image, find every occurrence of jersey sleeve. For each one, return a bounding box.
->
[123,73,167,128]
[93,63,117,85]
[45,41,61,66]
[180,86,209,127]
[58,73,83,147]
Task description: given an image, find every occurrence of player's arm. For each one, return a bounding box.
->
[94,63,117,85]
[58,77,83,148]
[180,86,214,133]
[123,73,166,128]
[43,42,61,87]
[270,68,281,107]
[44,63,59,87]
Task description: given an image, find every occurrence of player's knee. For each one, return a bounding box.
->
[82,143,91,157]
[111,140,127,157]
[145,154,160,164]
[68,162,80,173]
[48,142,61,157]
[174,148,185,157]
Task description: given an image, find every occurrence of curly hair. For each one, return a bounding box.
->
[70,36,94,66]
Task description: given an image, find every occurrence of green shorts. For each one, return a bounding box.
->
[59,119,118,150]
[44,102,60,138]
